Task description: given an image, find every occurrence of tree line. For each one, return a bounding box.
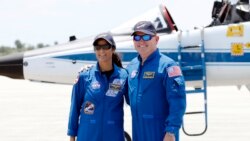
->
[0,40,57,56]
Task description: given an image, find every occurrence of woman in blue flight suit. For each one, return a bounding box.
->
[67,32,129,141]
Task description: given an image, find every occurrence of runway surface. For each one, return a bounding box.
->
[0,76,250,141]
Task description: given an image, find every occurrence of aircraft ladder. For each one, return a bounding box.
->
[177,31,208,136]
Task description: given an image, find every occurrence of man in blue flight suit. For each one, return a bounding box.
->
[126,21,186,141]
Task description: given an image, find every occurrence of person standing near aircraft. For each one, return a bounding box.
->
[126,21,186,141]
[67,32,129,141]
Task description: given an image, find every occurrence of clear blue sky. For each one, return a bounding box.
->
[0,0,238,47]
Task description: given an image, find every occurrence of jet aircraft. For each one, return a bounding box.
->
[0,0,250,138]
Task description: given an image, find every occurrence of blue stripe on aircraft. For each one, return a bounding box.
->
[53,52,250,63]
[53,52,250,81]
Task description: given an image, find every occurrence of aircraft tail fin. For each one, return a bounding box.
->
[111,4,177,36]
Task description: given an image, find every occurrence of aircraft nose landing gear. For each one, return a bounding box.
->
[124,131,131,141]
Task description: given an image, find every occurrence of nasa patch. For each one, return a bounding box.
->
[131,70,137,78]
[91,81,101,89]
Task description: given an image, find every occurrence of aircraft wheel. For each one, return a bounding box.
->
[124,131,131,141]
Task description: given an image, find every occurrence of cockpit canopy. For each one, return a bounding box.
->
[208,0,250,27]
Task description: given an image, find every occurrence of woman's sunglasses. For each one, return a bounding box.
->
[133,34,153,41]
[94,45,112,50]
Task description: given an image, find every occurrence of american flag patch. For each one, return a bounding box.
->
[167,66,182,77]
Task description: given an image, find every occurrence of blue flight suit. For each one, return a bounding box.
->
[126,49,186,141]
[67,63,129,141]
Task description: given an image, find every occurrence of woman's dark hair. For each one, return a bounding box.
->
[112,52,123,68]
[93,32,122,68]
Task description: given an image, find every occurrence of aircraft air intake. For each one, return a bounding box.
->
[0,53,24,79]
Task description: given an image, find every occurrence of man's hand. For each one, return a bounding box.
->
[70,136,75,141]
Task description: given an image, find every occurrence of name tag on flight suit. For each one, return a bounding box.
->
[106,79,124,97]
[143,72,155,79]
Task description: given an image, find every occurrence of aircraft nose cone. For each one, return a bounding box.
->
[0,53,24,79]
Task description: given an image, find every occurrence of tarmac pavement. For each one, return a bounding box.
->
[0,76,250,141]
